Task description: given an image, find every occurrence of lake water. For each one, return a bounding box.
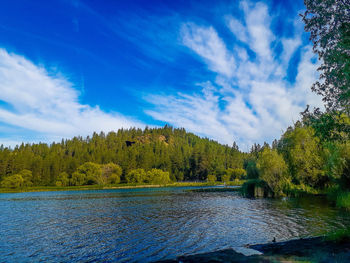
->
[1,187,350,262]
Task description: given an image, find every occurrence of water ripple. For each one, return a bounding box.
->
[1,188,350,262]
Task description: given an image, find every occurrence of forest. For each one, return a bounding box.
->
[0,0,349,208]
[0,126,247,187]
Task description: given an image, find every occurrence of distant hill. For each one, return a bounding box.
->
[0,126,246,186]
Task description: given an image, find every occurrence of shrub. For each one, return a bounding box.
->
[19,169,34,187]
[0,174,24,188]
[327,187,350,210]
[55,172,69,187]
[257,148,289,196]
[102,163,122,184]
[230,168,247,180]
[146,169,171,185]
[221,173,231,183]
[125,168,147,183]
[244,159,259,179]
[207,174,217,183]
[325,228,350,243]
[70,162,102,186]
[336,191,350,209]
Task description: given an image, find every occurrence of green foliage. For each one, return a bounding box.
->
[125,168,147,183]
[18,169,34,187]
[0,169,33,188]
[321,141,350,189]
[146,169,171,185]
[335,191,350,210]
[325,228,350,244]
[283,182,320,197]
[221,173,231,183]
[226,168,247,180]
[241,179,270,198]
[70,162,102,186]
[70,171,85,186]
[279,126,325,188]
[328,186,350,210]
[55,172,69,187]
[244,159,259,179]
[0,127,247,186]
[257,148,289,196]
[1,174,24,188]
[302,0,350,112]
[101,163,122,184]
[338,142,350,188]
[125,168,171,185]
[302,111,350,142]
[207,174,216,183]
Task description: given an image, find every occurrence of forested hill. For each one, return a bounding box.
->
[0,126,246,186]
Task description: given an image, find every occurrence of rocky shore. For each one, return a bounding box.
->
[155,236,350,262]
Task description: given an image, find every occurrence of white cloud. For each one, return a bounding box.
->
[227,17,248,43]
[0,49,142,146]
[145,0,323,150]
[245,2,275,61]
[181,23,235,78]
[145,83,233,144]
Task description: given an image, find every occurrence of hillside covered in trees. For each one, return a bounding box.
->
[0,126,247,187]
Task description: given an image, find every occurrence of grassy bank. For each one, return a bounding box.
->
[0,180,245,194]
[327,187,350,210]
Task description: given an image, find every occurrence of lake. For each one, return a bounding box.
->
[1,187,350,262]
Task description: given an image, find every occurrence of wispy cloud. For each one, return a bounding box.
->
[0,49,142,146]
[181,23,235,77]
[145,0,323,150]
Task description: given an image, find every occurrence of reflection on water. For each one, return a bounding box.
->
[1,187,349,262]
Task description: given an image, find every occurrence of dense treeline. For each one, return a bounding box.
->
[243,119,350,197]
[0,126,247,187]
[242,0,350,203]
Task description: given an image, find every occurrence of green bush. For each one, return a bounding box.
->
[0,169,34,189]
[70,162,102,186]
[125,168,147,183]
[327,187,350,209]
[221,173,231,183]
[1,174,24,188]
[55,172,69,187]
[336,191,350,209]
[244,159,259,179]
[257,148,289,196]
[283,182,319,197]
[325,228,350,243]
[19,169,34,187]
[207,174,217,183]
[102,163,122,184]
[146,169,171,185]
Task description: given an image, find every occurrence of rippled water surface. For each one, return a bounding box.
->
[1,187,350,262]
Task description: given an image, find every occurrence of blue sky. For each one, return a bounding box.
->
[0,0,323,150]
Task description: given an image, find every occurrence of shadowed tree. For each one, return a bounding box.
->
[302,0,350,113]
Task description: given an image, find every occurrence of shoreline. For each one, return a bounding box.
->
[0,181,244,194]
[155,236,350,262]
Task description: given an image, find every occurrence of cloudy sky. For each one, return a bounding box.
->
[0,0,323,150]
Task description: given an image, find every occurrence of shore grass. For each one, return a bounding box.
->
[0,180,245,194]
[335,191,350,209]
[283,183,322,197]
[327,186,350,209]
[324,228,350,243]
